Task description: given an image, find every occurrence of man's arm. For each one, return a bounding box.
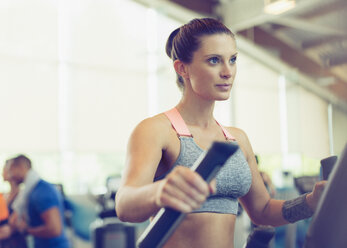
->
[26,207,62,238]
[0,224,12,239]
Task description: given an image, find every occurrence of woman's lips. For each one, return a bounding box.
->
[215,84,232,91]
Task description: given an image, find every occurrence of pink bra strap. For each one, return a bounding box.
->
[215,120,236,141]
[164,108,192,137]
[165,108,235,140]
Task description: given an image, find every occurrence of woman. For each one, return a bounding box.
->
[115,18,325,248]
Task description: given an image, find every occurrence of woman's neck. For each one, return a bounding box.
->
[176,95,216,128]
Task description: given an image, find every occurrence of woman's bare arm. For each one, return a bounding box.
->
[233,128,324,226]
[115,116,210,222]
[231,128,283,226]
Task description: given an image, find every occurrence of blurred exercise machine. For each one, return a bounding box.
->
[320,155,337,180]
[304,144,347,248]
[91,219,136,248]
[244,226,276,248]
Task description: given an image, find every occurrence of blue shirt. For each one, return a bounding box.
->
[28,180,70,248]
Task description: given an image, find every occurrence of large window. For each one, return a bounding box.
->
[0,0,183,194]
[1,0,345,193]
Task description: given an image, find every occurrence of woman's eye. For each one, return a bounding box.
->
[208,57,219,64]
[230,56,237,64]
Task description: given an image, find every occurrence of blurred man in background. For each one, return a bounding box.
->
[8,155,70,248]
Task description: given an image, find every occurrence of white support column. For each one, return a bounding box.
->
[146,8,158,116]
[58,0,76,193]
[328,103,334,155]
[279,74,289,170]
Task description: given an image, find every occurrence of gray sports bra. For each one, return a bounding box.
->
[154,108,252,215]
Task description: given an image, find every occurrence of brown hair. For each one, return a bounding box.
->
[12,154,32,169]
[165,18,235,90]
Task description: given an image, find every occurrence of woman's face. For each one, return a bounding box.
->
[184,34,237,101]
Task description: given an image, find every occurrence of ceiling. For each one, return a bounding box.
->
[137,0,347,112]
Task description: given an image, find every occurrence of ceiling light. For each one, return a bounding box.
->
[264,0,296,15]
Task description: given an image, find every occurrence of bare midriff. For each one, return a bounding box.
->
[162,212,237,248]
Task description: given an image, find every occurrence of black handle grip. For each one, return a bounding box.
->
[320,156,337,180]
[137,141,239,248]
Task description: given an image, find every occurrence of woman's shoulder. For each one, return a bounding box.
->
[135,112,172,133]
[224,126,257,163]
[129,112,174,146]
[225,126,248,141]
[225,126,252,152]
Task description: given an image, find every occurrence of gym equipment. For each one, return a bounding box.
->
[245,226,275,248]
[304,144,347,248]
[91,219,136,248]
[320,155,337,180]
[294,176,320,195]
[137,141,239,248]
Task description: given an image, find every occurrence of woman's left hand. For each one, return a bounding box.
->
[306,180,327,211]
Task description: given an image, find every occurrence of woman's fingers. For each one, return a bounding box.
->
[164,179,203,209]
[170,169,208,201]
[209,179,217,194]
[156,166,210,212]
[157,191,193,213]
[177,167,210,196]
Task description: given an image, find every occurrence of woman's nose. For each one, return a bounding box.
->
[220,64,233,79]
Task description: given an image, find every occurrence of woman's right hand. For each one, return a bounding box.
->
[155,166,214,213]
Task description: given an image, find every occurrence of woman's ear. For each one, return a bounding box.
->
[173,60,189,80]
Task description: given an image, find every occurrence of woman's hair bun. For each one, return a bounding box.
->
[165,27,180,59]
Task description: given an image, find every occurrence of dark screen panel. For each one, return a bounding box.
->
[104,231,126,248]
[304,144,347,248]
